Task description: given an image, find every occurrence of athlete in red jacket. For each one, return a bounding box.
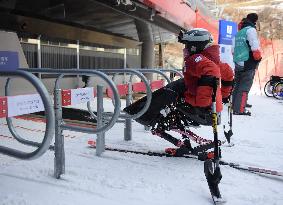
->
[179,28,225,113]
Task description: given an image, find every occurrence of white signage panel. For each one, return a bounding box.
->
[7,94,44,117]
[71,87,94,105]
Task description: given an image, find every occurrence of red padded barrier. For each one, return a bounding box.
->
[132,82,147,93]
[106,84,129,98]
[150,80,164,90]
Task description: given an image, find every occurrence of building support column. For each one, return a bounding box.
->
[158,43,164,68]
[123,48,127,83]
[135,19,155,81]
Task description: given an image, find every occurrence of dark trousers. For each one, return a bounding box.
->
[232,68,256,113]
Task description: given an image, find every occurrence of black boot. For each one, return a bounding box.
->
[233,110,251,116]
[246,103,252,108]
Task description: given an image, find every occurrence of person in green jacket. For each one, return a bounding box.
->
[232,13,262,116]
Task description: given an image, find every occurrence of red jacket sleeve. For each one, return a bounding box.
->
[220,63,234,99]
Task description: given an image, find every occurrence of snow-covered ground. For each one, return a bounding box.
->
[1,93,283,205]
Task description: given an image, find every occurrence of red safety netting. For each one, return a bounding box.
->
[141,0,283,93]
[195,11,219,44]
[139,0,196,29]
[253,38,283,93]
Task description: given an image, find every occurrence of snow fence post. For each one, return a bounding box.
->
[96,85,105,156]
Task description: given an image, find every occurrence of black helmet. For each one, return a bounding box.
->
[178,28,213,55]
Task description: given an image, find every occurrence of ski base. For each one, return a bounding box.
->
[87,140,206,160]
[87,140,283,178]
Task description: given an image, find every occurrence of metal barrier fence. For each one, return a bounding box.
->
[82,69,153,157]
[0,70,55,160]
[20,68,123,178]
[91,69,156,142]
[0,67,183,179]
[98,68,183,141]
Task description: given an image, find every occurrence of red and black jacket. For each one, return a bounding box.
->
[183,45,234,112]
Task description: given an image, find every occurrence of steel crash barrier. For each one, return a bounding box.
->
[17,68,124,178]
[0,69,55,160]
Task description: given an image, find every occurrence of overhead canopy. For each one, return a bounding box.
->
[0,0,201,48]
